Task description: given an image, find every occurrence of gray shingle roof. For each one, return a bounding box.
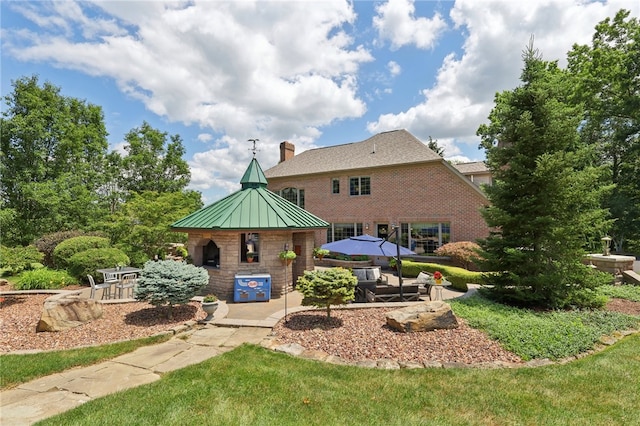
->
[453,161,489,174]
[264,129,442,178]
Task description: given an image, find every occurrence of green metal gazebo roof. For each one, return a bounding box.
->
[171,158,329,231]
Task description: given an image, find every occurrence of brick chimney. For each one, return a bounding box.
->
[279,141,295,162]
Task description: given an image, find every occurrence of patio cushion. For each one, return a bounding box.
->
[353,269,368,282]
[366,268,381,281]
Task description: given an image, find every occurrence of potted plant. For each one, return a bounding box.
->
[314,248,330,260]
[246,251,256,263]
[279,250,297,265]
[201,294,219,321]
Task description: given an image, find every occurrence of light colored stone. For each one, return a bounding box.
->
[385,301,458,333]
[36,298,103,332]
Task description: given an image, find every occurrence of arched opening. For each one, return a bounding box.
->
[203,240,220,268]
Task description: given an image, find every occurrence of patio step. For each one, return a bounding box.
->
[622,270,640,286]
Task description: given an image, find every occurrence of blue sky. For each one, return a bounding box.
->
[2,0,638,203]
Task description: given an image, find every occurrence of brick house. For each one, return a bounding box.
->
[263,129,490,255]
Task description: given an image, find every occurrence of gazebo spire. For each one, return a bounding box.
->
[240,157,268,189]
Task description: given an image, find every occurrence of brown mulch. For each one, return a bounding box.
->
[1,284,639,363]
[0,291,204,353]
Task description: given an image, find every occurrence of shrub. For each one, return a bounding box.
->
[67,248,130,282]
[434,241,483,270]
[34,230,105,268]
[399,260,484,291]
[53,236,111,269]
[0,245,44,275]
[296,267,357,317]
[135,260,209,319]
[14,268,77,290]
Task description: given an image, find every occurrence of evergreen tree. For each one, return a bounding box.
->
[476,42,611,309]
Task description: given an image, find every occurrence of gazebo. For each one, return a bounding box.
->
[171,157,329,300]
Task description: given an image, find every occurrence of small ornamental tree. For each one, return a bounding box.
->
[135,260,209,319]
[434,241,483,270]
[296,267,356,318]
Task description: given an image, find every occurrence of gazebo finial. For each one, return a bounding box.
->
[248,138,260,158]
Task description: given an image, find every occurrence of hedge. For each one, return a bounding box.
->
[53,236,111,269]
[398,260,485,291]
[67,248,130,283]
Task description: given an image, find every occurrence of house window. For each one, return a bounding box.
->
[401,222,451,254]
[241,233,259,263]
[280,187,305,208]
[332,178,340,194]
[326,223,363,243]
[349,177,370,196]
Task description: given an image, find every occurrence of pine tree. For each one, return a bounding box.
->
[476,42,611,308]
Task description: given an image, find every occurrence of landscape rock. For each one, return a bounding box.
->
[385,301,459,333]
[37,298,103,332]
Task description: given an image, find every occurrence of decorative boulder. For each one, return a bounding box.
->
[37,298,103,332]
[386,301,458,333]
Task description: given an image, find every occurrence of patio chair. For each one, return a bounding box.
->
[103,272,120,285]
[116,273,137,299]
[88,274,112,300]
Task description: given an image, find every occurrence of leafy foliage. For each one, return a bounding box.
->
[52,236,111,269]
[0,245,43,275]
[135,260,209,319]
[35,230,105,268]
[67,248,130,283]
[14,268,77,290]
[296,267,356,317]
[434,241,483,270]
[597,284,640,302]
[476,42,611,309]
[450,295,638,360]
[568,10,640,253]
[100,191,202,264]
[0,75,109,245]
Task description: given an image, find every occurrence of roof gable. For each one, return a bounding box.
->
[264,129,442,178]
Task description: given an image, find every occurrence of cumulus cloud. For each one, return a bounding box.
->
[3,0,376,197]
[373,0,447,50]
[387,60,401,76]
[368,0,638,154]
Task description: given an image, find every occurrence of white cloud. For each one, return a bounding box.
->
[387,60,401,76]
[197,133,213,143]
[373,0,447,50]
[368,0,639,150]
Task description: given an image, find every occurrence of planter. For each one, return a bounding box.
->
[201,302,219,321]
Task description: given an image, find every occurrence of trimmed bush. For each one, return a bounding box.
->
[35,230,105,268]
[14,268,77,290]
[135,260,209,319]
[297,267,357,317]
[53,236,111,269]
[67,248,130,282]
[0,245,44,275]
[399,260,484,291]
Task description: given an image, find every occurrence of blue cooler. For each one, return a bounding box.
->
[234,274,271,302]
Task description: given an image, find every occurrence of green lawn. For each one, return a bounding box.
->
[37,336,640,425]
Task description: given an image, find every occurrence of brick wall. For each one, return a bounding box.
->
[267,160,490,246]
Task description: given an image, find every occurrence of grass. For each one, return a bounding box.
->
[0,334,171,389]
[37,336,640,426]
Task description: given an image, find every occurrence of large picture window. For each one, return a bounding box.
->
[280,187,305,208]
[326,223,363,243]
[401,222,450,254]
[349,177,370,196]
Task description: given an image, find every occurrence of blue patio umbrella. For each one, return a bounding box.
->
[321,234,415,257]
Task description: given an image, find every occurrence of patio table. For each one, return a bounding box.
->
[96,267,142,299]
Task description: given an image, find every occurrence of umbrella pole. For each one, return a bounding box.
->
[383,225,403,302]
